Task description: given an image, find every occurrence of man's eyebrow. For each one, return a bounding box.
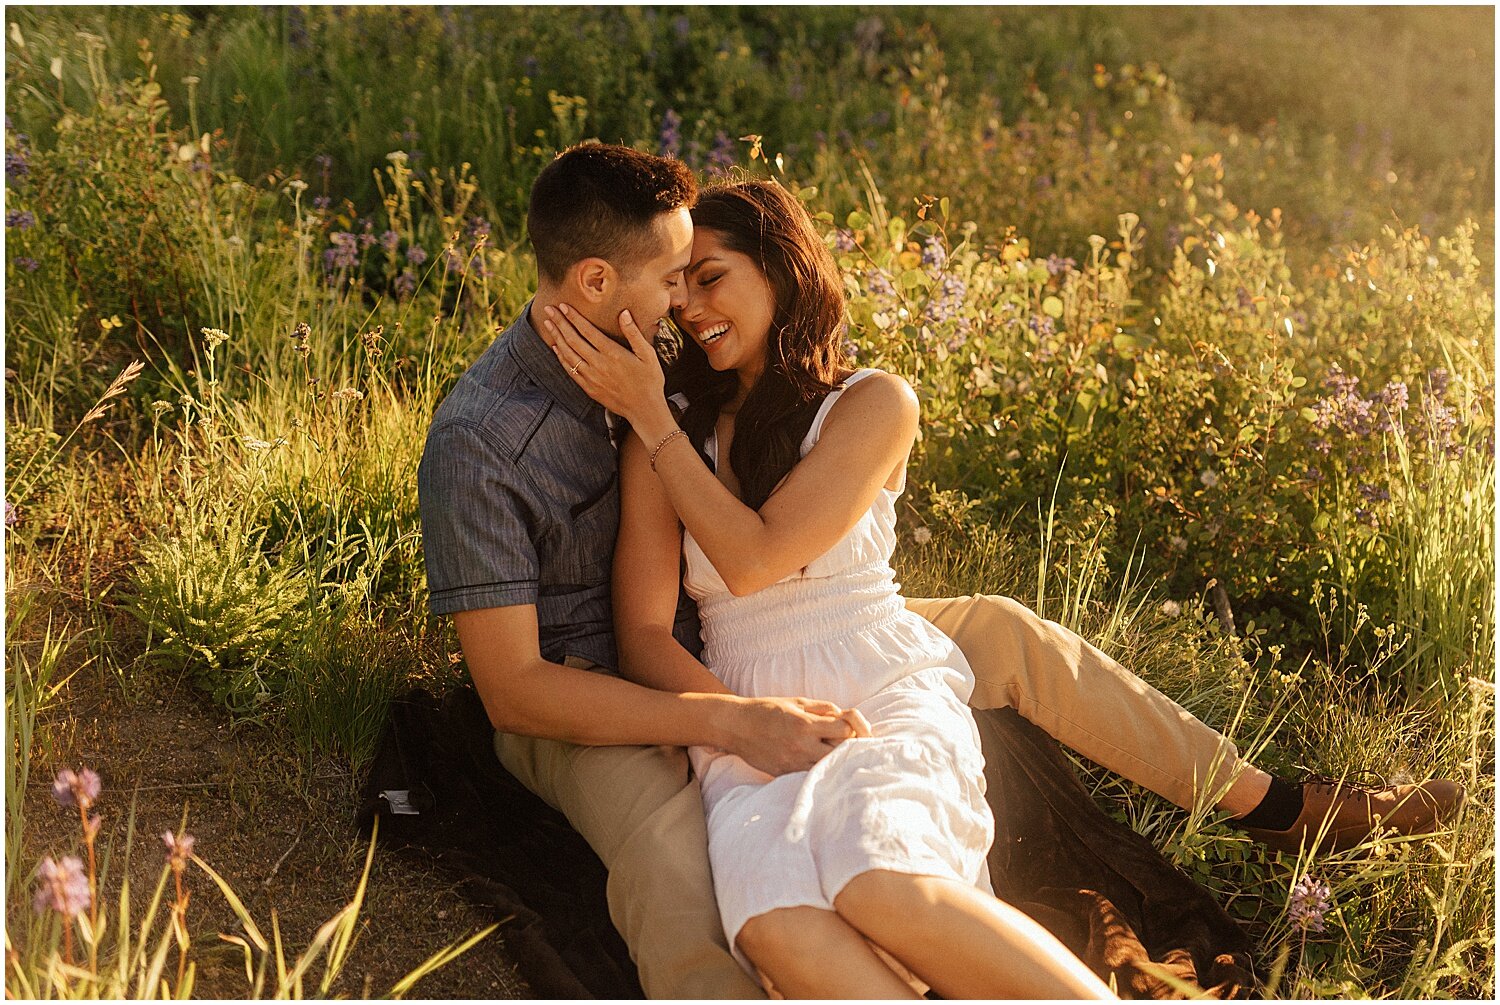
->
[686,255,724,275]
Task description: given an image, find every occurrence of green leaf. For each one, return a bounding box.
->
[899,269,931,292]
[1042,295,1064,319]
[847,210,869,230]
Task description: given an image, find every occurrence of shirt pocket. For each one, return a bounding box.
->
[545,474,619,588]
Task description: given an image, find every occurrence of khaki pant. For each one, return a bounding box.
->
[495,593,1243,999]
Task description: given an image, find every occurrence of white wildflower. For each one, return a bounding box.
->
[286,179,308,194]
[1199,469,1220,489]
[330,387,365,402]
[1159,599,1182,618]
[1169,535,1188,552]
[200,327,229,350]
[912,526,933,545]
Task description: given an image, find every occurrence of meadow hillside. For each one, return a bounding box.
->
[5,7,1494,998]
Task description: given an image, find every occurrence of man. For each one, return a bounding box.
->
[418,142,1462,998]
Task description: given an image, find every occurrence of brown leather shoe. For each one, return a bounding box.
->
[1244,778,1466,853]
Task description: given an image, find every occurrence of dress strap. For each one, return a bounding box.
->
[801,369,883,453]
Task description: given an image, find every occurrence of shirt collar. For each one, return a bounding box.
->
[507,300,609,430]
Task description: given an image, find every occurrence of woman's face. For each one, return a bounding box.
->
[676,228,776,380]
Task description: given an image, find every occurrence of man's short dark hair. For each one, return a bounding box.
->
[527,143,698,284]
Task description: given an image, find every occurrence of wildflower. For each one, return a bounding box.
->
[286,179,308,195]
[6,209,34,230]
[291,321,311,356]
[401,117,420,146]
[313,153,333,170]
[1287,874,1333,932]
[312,195,331,211]
[709,130,735,173]
[1160,599,1182,618]
[323,231,359,271]
[201,327,229,350]
[151,400,174,418]
[866,269,896,300]
[15,256,39,272]
[4,500,18,527]
[1199,469,1220,489]
[242,437,274,451]
[921,235,947,269]
[50,768,102,810]
[467,215,492,242]
[1028,315,1056,338]
[672,14,691,40]
[331,387,364,402]
[1004,449,1022,462]
[658,108,682,159]
[393,269,417,299]
[381,230,401,254]
[162,830,196,870]
[33,855,90,918]
[520,55,540,78]
[405,244,428,267]
[923,274,968,327]
[1044,255,1075,277]
[1169,535,1188,552]
[360,326,385,358]
[1426,367,1451,397]
[912,526,933,545]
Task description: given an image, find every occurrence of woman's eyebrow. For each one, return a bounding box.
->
[687,255,724,275]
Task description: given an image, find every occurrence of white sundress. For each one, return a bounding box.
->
[682,369,995,977]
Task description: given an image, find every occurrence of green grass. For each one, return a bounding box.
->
[5,7,1493,999]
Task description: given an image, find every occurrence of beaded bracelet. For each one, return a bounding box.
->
[649,428,687,471]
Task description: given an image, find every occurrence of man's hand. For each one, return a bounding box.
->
[713,695,873,776]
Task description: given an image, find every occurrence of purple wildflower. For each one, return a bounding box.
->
[380,230,400,254]
[672,15,691,41]
[658,109,682,159]
[6,209,34,230]
[520,55,540,78]
[1426,367,1450,397]
[443,245,465,274]
[14,256,38,273]
[4,500,18,526]
[866,269,896,299]
[921,235,947,269]
[1287,874,1333,932]
[51,768,102,810]
[162,830,196,867]
[33,855,90,918]
[466,216,491,241]
[313,153,333,170]
[833,230,856,253]
[393,269,417,299]
[405,245,428,267]
[312,195,331,211]
[1028,315,1056,338]
[400,118,420,146]
[923,274,968,326]
[1044,254,1075,277]
[6,149,29,181]
[708,131,735,174]
[322,231,359,271]
[1378,380,1409,414]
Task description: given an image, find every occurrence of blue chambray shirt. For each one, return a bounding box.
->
[418,304,701,672]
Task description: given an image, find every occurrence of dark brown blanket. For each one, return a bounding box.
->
[358,687,1255,999]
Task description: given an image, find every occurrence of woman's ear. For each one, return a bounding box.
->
[569,258,614,304]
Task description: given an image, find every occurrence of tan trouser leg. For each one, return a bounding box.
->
[495,730,765,999]
[905,594,1243,810]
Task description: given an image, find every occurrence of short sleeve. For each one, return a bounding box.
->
[418,422,541,614]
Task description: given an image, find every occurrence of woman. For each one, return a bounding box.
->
[543,180,1113,999]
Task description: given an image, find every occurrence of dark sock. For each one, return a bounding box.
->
[1234,776,1306,831]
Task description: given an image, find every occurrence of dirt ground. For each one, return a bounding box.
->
[13,673,530,998]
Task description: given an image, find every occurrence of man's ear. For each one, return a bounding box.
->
[568,258,615,304]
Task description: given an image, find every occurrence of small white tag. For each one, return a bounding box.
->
[381,789,420,816]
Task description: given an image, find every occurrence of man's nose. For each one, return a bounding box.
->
[669,281,690,313]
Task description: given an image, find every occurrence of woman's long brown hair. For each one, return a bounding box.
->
[665,181,851,510]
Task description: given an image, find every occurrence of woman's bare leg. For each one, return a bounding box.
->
[737,905,922,999]
[833,870,1117,1000]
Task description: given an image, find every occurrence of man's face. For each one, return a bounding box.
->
[604,207,694,341]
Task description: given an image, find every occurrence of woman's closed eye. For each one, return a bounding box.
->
[697,273,723,288]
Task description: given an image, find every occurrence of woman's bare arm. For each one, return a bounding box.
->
[544,303,918,596]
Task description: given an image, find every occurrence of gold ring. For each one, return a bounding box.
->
[569,363,581,375]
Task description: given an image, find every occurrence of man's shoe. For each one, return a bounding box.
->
[1243,778,1465,853]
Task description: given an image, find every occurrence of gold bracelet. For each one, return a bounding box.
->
[649,428,687,471]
